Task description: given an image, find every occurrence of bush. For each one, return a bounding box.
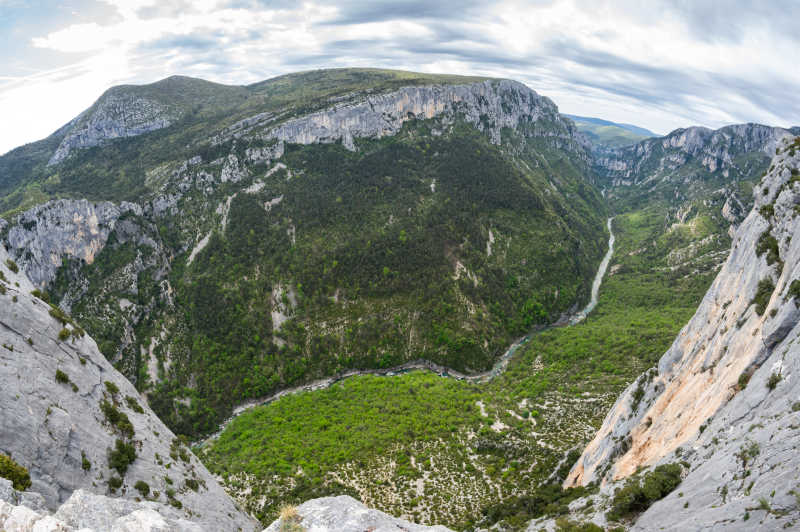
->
[105,381,120,395]
[0,453,32,491]
[100,400,135,438]
[31,289,50,303]
[184,478,199,491]
[108,476,123,489]
[767,373,782,390]
[5,258,19,273]
[125,395,144,413]
[58,328,70,341]
[108,439,137,476]
[81,451,91,471]
[134,480,150,496]
[755,230,780,266]
[55,369,70,384]
[607,463,683,522]
[787,280,800,306]
[751,278,775,316]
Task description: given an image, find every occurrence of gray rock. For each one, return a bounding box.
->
[0,249,258,531]
[563,135,800,529]
[6,199,142,288]
[263,495,453,532]
[49,91,176,165]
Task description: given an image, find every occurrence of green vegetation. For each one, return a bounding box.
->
[756,229,781,266]
[566,115,654,148]
[100,400,135,438]
[606,463,683,522]
[201,204,715,528]
[786,280,800,305]
[767,372,782,390]
[105,381,120,395]
[751,278,776,316]
[108,439,137,476]
[0,453,32,491]
[55,369,70,384]
[134,480,150,496]
[125,395,144,413]
[5,258,19,273]
[81,451,91,471]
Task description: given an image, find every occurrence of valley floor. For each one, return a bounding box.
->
[199,203,722,530]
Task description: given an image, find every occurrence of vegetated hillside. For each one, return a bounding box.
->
[565,114,655,148]
[0,244,257,530]
[546,136,800,531]
[198,176,716,529]
[0,69,608,438]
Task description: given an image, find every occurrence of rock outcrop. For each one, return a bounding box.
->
[0,246,257,531]
[259,79,583,153]
[5,199,142,288]
[263,496,453,532]
[49,91,176,165]
[564,135,800,529]
[596,123,792,185]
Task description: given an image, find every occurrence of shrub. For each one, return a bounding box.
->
[767,372,782,390]
[108,476,123,489]
[58,328,70,341]
[134,480,150,496]
[751,278,775,316]
[184,478,199,491]
[0,453,32,491]
[108,439,137,476]
[787,280,800,306]
[125,395,144,414]
[81,451,91,471]
[738,372,751,390]
[55,369,70,384]
[100,400,134,438]
[105,381,120,395]
[759,204,774,219]
[5,258,19,273]
[31,289,50,303]
[755,230,780,266]
[607,463,683,521]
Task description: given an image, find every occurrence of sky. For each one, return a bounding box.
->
[2,0,800,155]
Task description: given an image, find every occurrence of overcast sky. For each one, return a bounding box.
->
[2,0,799,155]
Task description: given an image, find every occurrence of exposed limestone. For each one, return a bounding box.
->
[5,199,141,288]
[562,136,800,529]
[0,248,257,531]
[263,495,452,532]
[49,92,177,165]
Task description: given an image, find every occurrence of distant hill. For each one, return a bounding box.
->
[565,114,656,148]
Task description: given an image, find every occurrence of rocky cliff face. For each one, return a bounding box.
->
[563,135,800,529]
[596,123,792,185]
[49,90,177,165]
[258,79,584,153]
[5,199,142,288]
[0,246,257,531]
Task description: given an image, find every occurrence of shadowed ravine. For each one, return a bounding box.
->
[197,217,616,446]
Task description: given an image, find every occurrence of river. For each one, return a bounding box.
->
[197,217,615,446]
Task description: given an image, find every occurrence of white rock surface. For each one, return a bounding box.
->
[263,495,452,532]
[563,135,800,530]
[0,248,258,531]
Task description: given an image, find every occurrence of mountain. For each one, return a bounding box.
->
[565,114,656,148]
[0,69,609,439]
[0,245,257,530]
[525,134,800,530]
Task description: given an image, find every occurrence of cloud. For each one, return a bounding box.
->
[1,0,799,155]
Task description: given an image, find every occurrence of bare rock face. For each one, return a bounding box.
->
[596,123,792,185]
[49,91,177,165]
[0,248,257,531]
[261,80,581,154]
[5,199,142,288]
[564,136,800,529]
[263,496,453,532]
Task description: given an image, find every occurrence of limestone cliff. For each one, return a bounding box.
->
[564,135,800,529]
[49,90,177,165]
[596,123,792,185]
[0,246,257,530]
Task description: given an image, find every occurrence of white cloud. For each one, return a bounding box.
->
[1,0,799,155]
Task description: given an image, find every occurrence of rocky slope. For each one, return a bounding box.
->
[0,246,257,530]
[560,135,800,529]
[0,69,608,441]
